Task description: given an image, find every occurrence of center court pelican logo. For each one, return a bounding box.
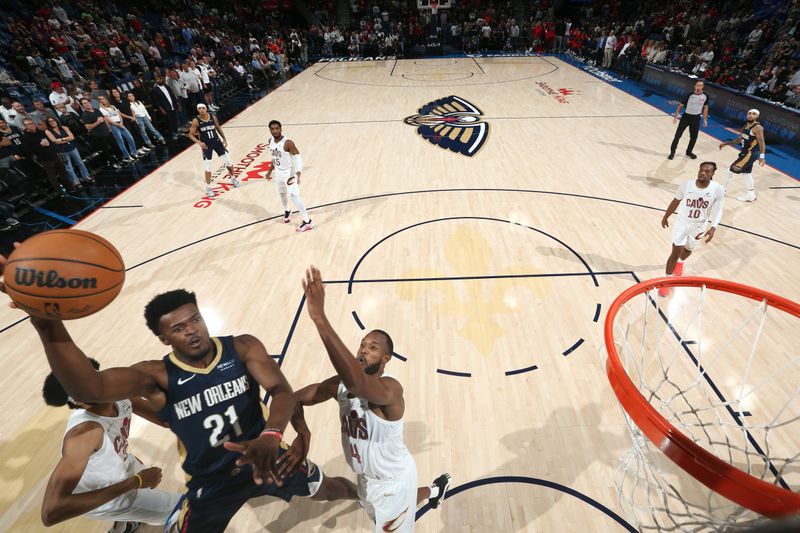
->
[404,95,489,157]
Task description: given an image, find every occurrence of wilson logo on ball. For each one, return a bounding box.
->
[14,267,98,290]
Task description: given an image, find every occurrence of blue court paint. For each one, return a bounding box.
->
[593,303,602,323]
[505,364,539,376]
[562,338,585,357]
[436,368,472,377]
[351,310,366,330]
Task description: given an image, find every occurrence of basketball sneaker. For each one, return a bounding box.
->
[206,186,216,198]
[230,176,241,188]
[296,220,315,232]
[283,211,291,223]
[428,473,451,509]
[658,286,670,297]
[736,191,757,202]
[673,262,684,276]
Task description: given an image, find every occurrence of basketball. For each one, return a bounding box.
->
[4,229,125,320]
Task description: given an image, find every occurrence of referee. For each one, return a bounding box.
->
[668,80,709,160]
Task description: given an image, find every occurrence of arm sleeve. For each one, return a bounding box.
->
[292,153,303,173]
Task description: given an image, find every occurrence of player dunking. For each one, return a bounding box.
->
[719,108,766,202]
[659,162,725,297]
[40,359,180,533]
[266,120,314,232]
[296,266,451,532]
[188,103,240,198]
[0,280,359,533]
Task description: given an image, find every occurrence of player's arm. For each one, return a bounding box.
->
[223,334,294,486]
[213,115,227,146]
[702,103,709,126]
[41,423,162,526]
[285,139,303,182]
[27,320,162,404]
[754,124,766,166]
[131,397,169,428]
[302,267,402,406]
[295,375,339,406]
[719,132,743,149]
[661,198,680,228]
[704,191,725,243]
[276,377,338,479]
[187,118,202,146]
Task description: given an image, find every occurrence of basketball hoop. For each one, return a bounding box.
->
[605,276,800,530]
[430,0,439,15]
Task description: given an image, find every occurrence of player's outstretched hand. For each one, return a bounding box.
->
[135,466,163,489]
[276,435,307,480]
[302,266,326,322]
[224,435,282,486]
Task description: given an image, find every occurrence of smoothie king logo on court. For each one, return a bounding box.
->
[193,143,273,208]
[535,82,580,103]
[404,95,489,157]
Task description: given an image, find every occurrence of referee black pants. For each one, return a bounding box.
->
[670,113,700,155]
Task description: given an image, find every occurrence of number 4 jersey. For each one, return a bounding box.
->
[675,179,725,227]
[338,376,415,481]
[158,336,264,485]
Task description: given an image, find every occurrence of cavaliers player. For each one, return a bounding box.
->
[659,162,725,297]
[41,359,180,533]
[0,283,359,533]
[719,108,766,202]
[265,120,314,232]
[187,103,240,198]
[295,266,451,532]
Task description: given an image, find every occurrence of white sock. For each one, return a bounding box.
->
[279,192,289,211]
[723,170,733,189]
[429,483,440,499]
[744,173,754,193]
[290,193,310,223]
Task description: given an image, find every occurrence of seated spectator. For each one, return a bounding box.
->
[0,118,23,169]
[19,118,75,193]
[127,92,165,148]
[9,102,33,131]
[0,200,20,231]
[44,116,94,187]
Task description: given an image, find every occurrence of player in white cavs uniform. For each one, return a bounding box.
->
[41,360,180,532]
[659,161,725,296]
[290,266,450,532]
[265,119,315,232]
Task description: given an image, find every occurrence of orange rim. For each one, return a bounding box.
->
[605,276,800,517]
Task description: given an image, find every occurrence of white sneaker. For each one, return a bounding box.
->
[230,176,240,188]
[206,186,216,198]
[736,192,757,202]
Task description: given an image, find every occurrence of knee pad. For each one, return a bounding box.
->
[203,159,212,172]
[221,152,232,166]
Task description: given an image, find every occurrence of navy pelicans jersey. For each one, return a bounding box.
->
[157,336,264,485]
[731,121,761,173]
[197,115,222,145]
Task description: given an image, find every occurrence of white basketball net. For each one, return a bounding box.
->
[609,283,800,532]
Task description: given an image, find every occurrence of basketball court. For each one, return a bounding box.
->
[0,55,798,532]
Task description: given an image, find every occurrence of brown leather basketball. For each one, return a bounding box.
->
[4,229,125,320]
